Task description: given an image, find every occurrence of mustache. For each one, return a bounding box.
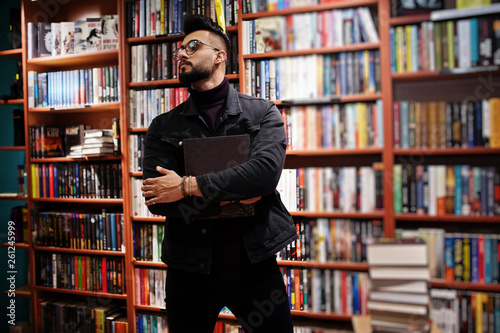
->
[179,61,191,67]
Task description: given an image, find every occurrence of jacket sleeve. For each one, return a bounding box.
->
[142,117,212,218]
[195,101,287,201]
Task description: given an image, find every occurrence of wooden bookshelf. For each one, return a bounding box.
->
[0,48,22,60]
[34,286,128,299]
[33,246,126,256]
[3,285,31,298]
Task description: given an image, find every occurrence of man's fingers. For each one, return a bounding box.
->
[156,166,169,174]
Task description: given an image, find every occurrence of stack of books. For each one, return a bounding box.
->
[69,129,114,158]
[366,237,431,333]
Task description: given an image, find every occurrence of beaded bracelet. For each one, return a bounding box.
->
[188,176,193,197]
[181,176,188,198]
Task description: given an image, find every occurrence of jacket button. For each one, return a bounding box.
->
[199,264,205,270]
[201,228,207,234]
[178,141,183,146]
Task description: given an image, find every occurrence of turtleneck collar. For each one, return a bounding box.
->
[188,77,230,106]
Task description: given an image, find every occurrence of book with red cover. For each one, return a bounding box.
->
[183,134,255,219]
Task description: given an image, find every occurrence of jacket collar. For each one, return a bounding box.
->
[180,84,243,117]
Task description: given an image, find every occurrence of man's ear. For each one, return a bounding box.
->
[216,50,227,63]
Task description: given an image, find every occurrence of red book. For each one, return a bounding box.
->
[102,257,107,293]
[341,270,347,314]
[82,256,86,291]
[294,268,301,310]
[393,100,401,148]
[478,235,485,284]
[48,164,54,198]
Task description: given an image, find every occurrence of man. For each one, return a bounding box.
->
[141,14,296,333]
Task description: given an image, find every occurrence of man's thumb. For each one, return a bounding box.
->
[156,166,168,175]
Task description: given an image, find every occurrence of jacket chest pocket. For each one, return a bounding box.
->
[160,136,185,173]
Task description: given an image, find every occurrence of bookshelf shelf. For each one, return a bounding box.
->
[132,216,164,223]
[0,146,26,151]
[290,311,353,321]
[0,99,23,105]
[129,127,148,133]
[290,211,384,219]
[33,246,126,256]
[243,43,380,59]
[130,172,142,177]
[276,93,383,105]
[133,261,167,268]
[0,194,27,200]
[134,305,165,312]
[27,49,119,69]
[126,25,237,45]
[2,285,31,298]
[394,148,500,155]
[30,155,122,163]
[286,148,383,157]
[1,242,29,249]
[389,13,430,26]
[429,280,500,292]
[392,66,500,82]
[395,214,500,223]
[278,260,369,271]
[0,48,22,60]
[30,198,124,204]
[34,286,128,299]
[241,0,378,19]
[28,102,120,113]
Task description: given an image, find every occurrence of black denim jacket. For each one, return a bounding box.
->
[143,85,297,274]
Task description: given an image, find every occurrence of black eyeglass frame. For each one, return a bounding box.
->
[172,40,220,61]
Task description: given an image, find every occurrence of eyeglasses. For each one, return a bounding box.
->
[172,40,220,61]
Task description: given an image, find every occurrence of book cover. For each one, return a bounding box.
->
[254,16,283,53]
[41,125,64,158]
[74,20,87,54]
[37,22,51,57]
[60,22,75,55]
[101,15,119,50]
[183,134,254,219]
[86,18,102,52]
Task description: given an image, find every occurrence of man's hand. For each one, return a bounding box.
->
[142,166,183,206]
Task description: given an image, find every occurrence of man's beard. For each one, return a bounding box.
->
[178,63,212,86]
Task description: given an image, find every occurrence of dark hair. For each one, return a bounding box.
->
[183,14,231,60]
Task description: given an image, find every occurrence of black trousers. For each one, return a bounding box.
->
[165,257,294,333]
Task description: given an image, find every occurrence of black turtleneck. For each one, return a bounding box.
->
[188,77,229,132]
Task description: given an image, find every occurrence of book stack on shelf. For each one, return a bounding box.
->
[366,238,431,333]
[68,128,118,158]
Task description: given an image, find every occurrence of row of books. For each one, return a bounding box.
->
[280,267,370,314]
[390,17,500,73]
[38,298,127,333]
[133,223,164,262]
[282,101,384,151]
[36,253,126,294]
[30,162,123,199]
[131,178,162,218]
[27,15,119,59]
[393,99,500,149]
[393,164,500,216]
[129,87,189,129]
[134,268,166,306]
[129,134,145,172]
[276,218,384,263]
[135,314,168,333]
[430,289,500,333]
[33,210,125,252]
[242,7,378,54]
[241,0,320,14]
[445,233,500,284]
[130,34,239,83]
[125,0,239,38]
[27,66,120,109]
[278,165,384,213]
[243,50,380,101]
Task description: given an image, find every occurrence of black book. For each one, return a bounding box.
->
[37,22,52,57]
[183,134,255,219]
